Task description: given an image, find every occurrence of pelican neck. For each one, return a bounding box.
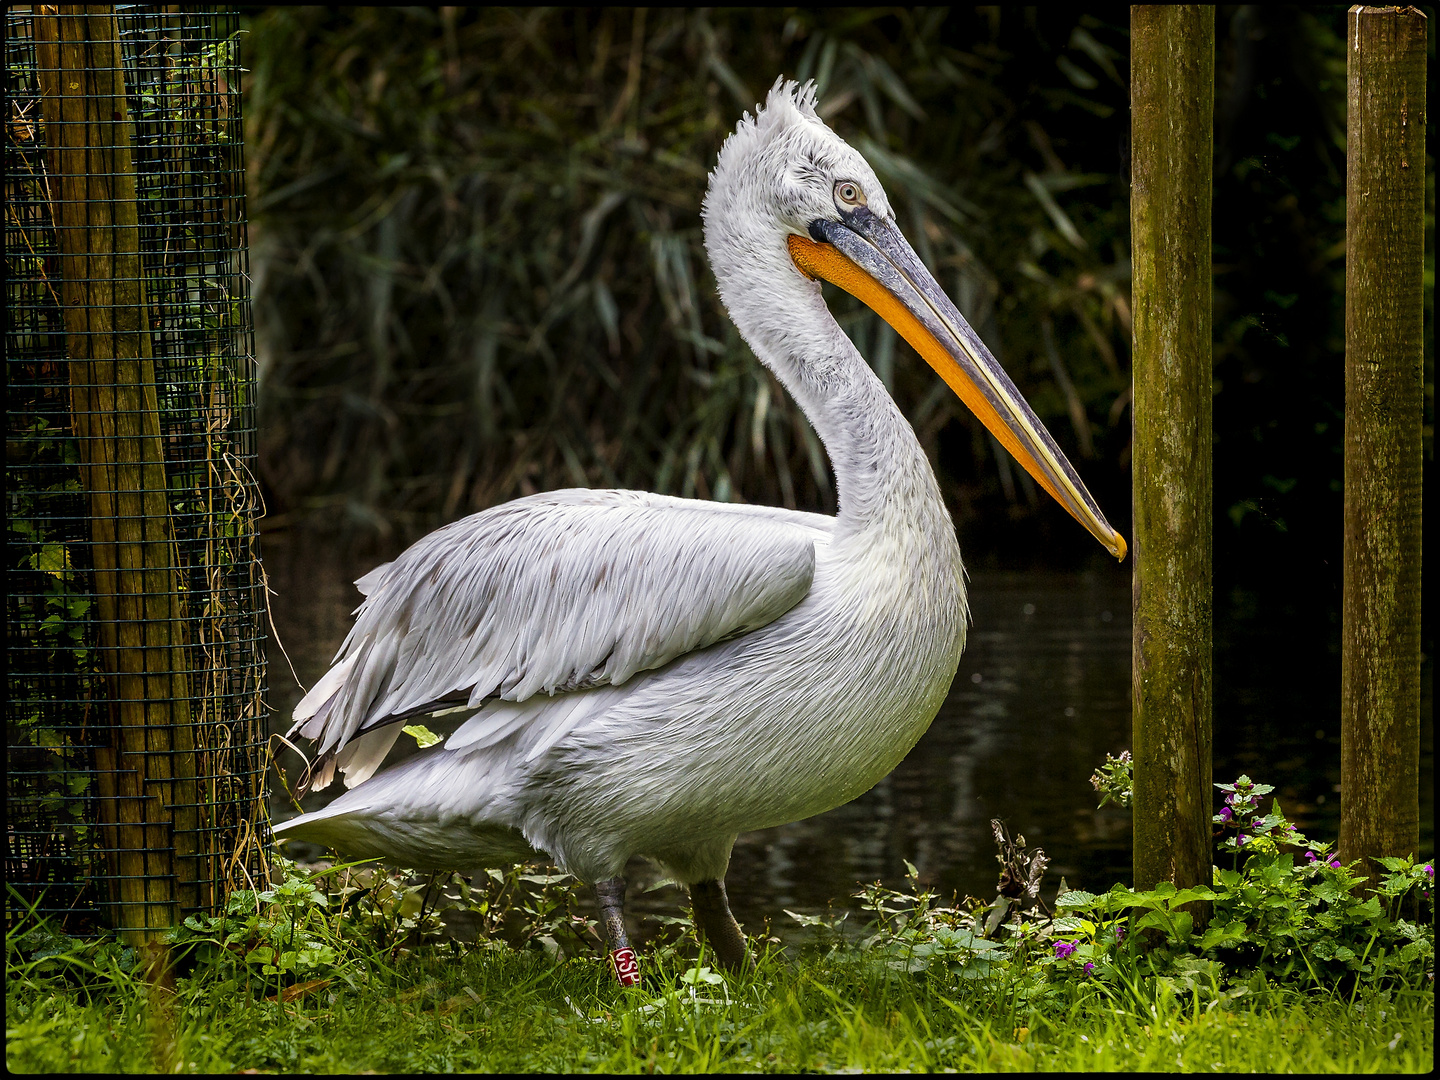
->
[763,290,951,543]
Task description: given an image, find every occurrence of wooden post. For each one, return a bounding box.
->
[1129,6,1215,900]
[34,5,203,942]
[1340,5,1425,888]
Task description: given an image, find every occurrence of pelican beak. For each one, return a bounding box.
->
[789,210,1126,561]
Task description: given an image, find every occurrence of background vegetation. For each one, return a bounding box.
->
[243,6,1144,549]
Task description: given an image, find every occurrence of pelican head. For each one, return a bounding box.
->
[703,79,1125,560]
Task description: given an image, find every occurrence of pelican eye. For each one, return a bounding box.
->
[834,181,866,208]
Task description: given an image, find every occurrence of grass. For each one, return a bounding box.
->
[8,800,1432,1073]
[6,934,1433,1073]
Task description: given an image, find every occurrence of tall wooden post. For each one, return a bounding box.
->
[34,6,203,942]
[1340,5,1425,886]
[1129,6,1215,898]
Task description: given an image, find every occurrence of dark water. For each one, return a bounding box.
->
[265,536,1432,942]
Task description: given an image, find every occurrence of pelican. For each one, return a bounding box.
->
[273,80,1125,981]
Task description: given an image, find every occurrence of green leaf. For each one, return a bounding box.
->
[1312,879,1349,904]
[1373,856,1409,872]
[1197,920,1248,951]
[1167,886,1216,908]
[1055,889,1098,910]
[785,909,828,928]
[1398,939,1431,963]
[402,724,442,748]
[1353,896,1383,921]
[30,544,71,576]
[1134,910,1171,935]
[1250,857,1291,890]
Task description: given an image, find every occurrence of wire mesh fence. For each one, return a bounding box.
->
[5,4,268,939]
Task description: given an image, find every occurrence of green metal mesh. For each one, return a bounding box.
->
[5,4,268,934]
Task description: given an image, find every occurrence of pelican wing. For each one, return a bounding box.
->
[290,489,827,788]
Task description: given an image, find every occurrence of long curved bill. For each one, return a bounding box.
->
[789,209,1126,561]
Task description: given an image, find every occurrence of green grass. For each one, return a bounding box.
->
[7,942,1433,1073]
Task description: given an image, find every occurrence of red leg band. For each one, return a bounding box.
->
[610,946,640,986]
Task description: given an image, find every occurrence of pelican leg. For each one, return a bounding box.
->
[690,878,751,972]
[593,876,640,986]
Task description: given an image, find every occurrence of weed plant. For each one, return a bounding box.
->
[7,764,1432,1072]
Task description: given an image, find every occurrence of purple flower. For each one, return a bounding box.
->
[1305,852,1319,863]
[1236,834,1247,847]
[1219,807,1233,823]
[1054,940,1078,960]
[1114,926,1126,943]
[1084,961,1095,973]
[1425,864,1434,879]
[1328,858,1341,869]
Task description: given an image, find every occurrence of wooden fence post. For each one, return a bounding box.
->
[1340,5,1426,887]
[1129,5,1215,901]
[34,5,203,942]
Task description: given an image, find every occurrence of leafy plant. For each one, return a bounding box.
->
[1088,749,1131,808]
[804,763,1433,1005]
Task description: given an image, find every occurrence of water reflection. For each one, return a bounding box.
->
[264,537,1431,944]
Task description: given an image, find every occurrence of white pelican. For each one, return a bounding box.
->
[273,80,1125,981]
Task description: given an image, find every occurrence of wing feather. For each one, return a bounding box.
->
[289,489,825,788]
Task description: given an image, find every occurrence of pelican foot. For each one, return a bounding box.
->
[593,876,640,986]
[690,878,751,973]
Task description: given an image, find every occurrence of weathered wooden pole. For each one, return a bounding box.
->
[1339,5,1425,887]
[34,5,203,942]
[1129,5,1215,898]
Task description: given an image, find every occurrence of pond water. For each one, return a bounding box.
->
[264,535,1432,943]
